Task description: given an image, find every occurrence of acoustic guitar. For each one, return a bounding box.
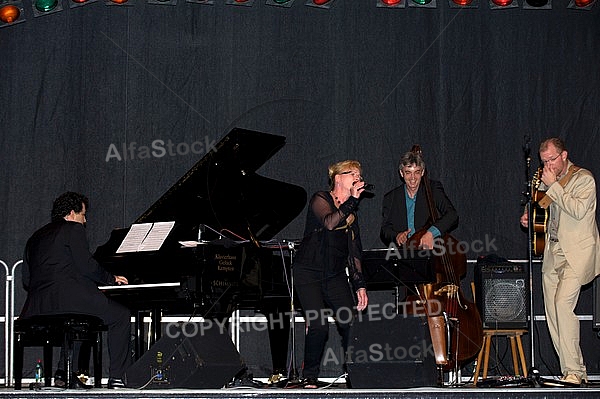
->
[531,167,549,256]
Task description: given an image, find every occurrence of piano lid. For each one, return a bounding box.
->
[134,128,307,241]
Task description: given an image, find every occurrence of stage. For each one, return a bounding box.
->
[0,258,600,399]
[1,383,600,399]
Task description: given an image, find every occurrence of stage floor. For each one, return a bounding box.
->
[1,380,600,399]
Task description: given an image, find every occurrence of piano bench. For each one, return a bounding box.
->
[13,314,107,390]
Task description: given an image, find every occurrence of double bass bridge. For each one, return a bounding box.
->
[433,283,469,311]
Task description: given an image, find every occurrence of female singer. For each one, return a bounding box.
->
[294,160,369,388]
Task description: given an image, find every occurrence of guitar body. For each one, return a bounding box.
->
[531,200,548,256]
[531,168,549,256]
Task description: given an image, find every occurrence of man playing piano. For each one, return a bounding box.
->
[20,192,131,389]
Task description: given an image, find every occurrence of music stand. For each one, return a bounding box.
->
[270,241,301,387]
[284,242,301,384]
[363,249,435,289]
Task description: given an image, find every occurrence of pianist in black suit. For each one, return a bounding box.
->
[294,160,369,388]
[380,150,458,249]
[20,192,131,389]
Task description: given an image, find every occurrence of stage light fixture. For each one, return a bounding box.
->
[523,0,551,8]
[489,0,518,9]
[408,0,436,8]
[69,0,98,9]
[567,0,595,9]
[186,0,213,4]
[305,0,334,8]
[0,1,25,27]
[0,3,19,20]
[449,0,478,8]
[376,0,405,8]
[225,0,254,5]
[148,0,176,5]
[105,0,135,6]
[32,0,63,17]
[266,0,294,7]
[35,0,57,11]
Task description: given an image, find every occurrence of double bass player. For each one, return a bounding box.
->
[380,150,458,251]
[380,148,482,377]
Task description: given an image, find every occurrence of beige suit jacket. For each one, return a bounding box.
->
[543,162,600,285]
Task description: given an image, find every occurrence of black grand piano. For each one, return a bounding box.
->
[94,128,307,376]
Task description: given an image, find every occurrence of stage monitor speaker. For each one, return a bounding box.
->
[475,256,529,330]
[124,322,245,389]
[346,316,437,388]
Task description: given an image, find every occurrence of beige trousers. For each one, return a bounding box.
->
[542,241,587,378]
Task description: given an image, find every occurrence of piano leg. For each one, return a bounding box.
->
[151,308,162,345]
[132,309,163,359]
[134,311,145,359]
[265,299,292,380]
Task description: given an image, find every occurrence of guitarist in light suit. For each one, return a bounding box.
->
[521,137,600,386]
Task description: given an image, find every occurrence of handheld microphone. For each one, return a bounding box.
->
[362,183,375,191]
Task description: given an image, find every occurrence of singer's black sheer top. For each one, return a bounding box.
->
[294,191,366,291]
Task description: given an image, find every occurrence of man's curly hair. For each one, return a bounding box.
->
[51,192,89,222]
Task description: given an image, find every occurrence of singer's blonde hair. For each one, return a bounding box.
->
[328,160,362,191]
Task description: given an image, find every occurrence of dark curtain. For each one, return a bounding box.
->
[1,0,599,307]
[2,0,600,380]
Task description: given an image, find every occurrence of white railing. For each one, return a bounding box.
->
[1,259,9,387]
[2,260,22,387]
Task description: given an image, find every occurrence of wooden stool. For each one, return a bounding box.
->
[13,314,107,390]
[472,329,528,383]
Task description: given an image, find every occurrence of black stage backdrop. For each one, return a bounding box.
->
[1,0,600,379]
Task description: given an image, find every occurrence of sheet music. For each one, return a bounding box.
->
[138,221,175,251]
[116,223,153,253]
[116,221,175,253]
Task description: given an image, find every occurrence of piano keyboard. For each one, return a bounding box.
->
[99,282,181,290]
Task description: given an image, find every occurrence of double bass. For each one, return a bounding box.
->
[405,145,483,377]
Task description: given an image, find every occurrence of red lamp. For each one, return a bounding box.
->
[0,4,20,23]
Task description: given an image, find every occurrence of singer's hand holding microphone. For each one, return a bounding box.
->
[362,183,375,191]
[351,181,374,198]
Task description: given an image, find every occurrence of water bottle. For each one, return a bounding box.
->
[34,359,43,383]
[155,351,164,381]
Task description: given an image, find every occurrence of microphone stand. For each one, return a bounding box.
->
[274,241,301,387]
[286,242,301,384]
[522,137,536,369]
